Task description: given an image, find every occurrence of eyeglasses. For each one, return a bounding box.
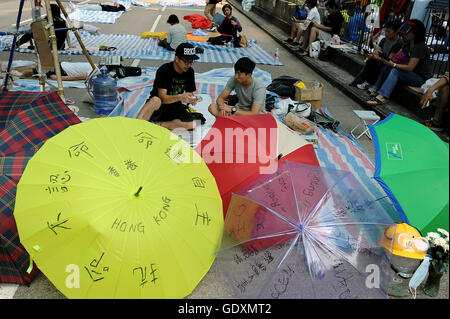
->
[180,57,194,65]
[397,233,429,252]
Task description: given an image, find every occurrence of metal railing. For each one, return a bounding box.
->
[337,0,448,76]
[423,8,449,76]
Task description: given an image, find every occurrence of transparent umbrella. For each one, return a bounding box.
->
[215,161,396,299]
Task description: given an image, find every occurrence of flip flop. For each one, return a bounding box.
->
[366,96,388,106]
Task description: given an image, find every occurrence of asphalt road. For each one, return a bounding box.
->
[0,0,448,302]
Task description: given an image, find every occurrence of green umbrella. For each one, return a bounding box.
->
[368,113,449,235]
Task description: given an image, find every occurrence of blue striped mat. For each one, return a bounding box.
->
[157,0,205,6]
[68,10,124,24]
[1,32,283,65]
[136,39,283,65]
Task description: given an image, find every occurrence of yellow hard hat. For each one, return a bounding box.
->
[379,223,428,260]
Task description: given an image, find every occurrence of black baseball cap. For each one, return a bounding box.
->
[175,43,200,61]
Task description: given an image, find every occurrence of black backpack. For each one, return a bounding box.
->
[266,76,300,99]
[106,65,142,79]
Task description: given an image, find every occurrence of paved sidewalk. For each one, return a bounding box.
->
[0,0,448,301]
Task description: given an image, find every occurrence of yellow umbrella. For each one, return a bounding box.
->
[13,117,223,299]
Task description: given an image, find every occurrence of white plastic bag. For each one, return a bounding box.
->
[309,41,321,58]
[421,78,440,98]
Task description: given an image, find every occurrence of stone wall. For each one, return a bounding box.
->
[248,0,326,34]
[252,0,297,33]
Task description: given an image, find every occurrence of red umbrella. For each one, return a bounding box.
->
[0,91,80,284]
[195,113,320,217]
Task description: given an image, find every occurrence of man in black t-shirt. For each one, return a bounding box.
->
[137,43,200,130]
[298,0,343,55]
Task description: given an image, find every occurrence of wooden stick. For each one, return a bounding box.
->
[55,0,96,70]
[43,0,65,100]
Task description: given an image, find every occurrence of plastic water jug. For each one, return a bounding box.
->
[332,34,340,45]
[93,67,118,115]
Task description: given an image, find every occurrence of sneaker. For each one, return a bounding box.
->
[285,38,293,44]
[206,26,217,32]
[424,119,445,132]
[356,81,370,90]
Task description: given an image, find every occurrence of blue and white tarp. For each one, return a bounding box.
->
[68,9,124,24]
[157,0,205,6]
[1,33,283,65]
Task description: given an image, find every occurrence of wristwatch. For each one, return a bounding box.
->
[231,107,237,115]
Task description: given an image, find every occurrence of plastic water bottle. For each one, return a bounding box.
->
[312,80,320,89]
[274,48,279,64]
[93,67,118,115]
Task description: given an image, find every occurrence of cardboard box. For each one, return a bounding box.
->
[294,81,323,110]
[285,112,316,134]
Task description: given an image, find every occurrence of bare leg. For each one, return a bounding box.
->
[208,103,221,117]
[301,26,319,51]
[294,28,303,43]
[136,96,162,121]
[290,22,297,40]
[434,85,449,123]
[159,119,196,131]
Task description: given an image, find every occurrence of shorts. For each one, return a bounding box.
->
[149,101,195,123]
[317,30,332,42]
[297,21,311,31]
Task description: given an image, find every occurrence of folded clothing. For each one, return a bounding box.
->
[184,14,212,29]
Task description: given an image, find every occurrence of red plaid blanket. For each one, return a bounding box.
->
[0,91,81,284]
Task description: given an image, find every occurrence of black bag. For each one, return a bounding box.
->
[207,36,226,45]
[309,110,340,132]
[318,47,332,61]
[233,35,241,48]
[107,65,142,79]
[266,76,300,99]
[225,94,239,106]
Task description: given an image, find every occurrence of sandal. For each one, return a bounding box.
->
[366,96,388,106]
[424,119,445,132]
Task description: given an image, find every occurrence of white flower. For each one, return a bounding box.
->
[434,237,447,248]
[426,232,441,241]
[444,243,449,253]
[437,228,449,239]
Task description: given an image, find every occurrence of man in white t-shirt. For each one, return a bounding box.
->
[285,0,320,48]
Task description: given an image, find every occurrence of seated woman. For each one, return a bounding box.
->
[158,14,187,51]
[207,4,242,45]
[367,19,433,106]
